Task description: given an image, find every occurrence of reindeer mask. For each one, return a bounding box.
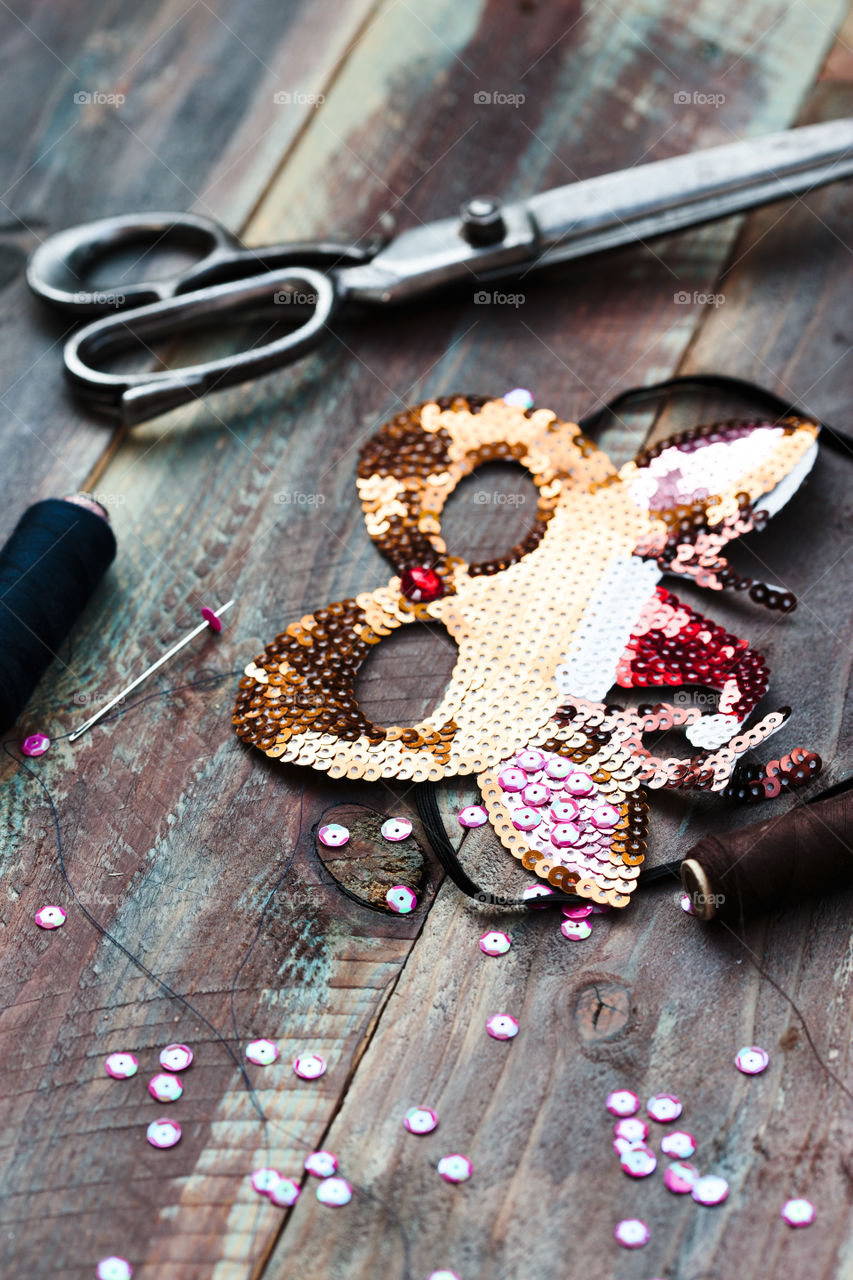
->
[234,395,819,909]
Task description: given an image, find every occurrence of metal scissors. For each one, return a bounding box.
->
[27,118,853,426]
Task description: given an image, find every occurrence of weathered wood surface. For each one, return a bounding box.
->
[1,2,852,1279]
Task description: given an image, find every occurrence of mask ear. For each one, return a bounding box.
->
[620,417,819,607]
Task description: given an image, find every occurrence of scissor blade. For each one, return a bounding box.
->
[525,117,853,267]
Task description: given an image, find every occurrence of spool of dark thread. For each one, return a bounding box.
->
[0,496,117,733]
[681,789,853,923]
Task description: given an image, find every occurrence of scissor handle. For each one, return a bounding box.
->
[26,212,241,314]
[63,266,339,424]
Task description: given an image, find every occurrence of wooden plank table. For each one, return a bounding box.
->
[1,2,851,1277]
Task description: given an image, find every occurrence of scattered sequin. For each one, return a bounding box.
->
[318,823,349,847]
[664,1161,699,1194]
[404,1106,438,1134]
[735,1045,769,1075]
[269,1178,301,1207]
[251,1168,282,1195]
[386,885,417,914]
[614,1218,649,1249]
[316,1176,352,1206]
[563,904,593,919]
[620,1144,657,1178]
[522,884,553,904]
[781,1198,815,1227]
[148,1073,182,1103]
[426,1273,460,1280]
[437,1154,472,1183]
[293,1053,326,1080]
[647,1093,682,1122]
[105,1052,138,1080]
[486,1014,518,1040]
[680,892,696,915]
[146,1118,181,1149]
[381,817,412,841]
[479,930,511,956]
[96,1259,132,1280]
[458,805,488,827]
[561,918,591,940]
[614,1117,648,1143]
[606,1090,639,1117]
[159,1044,193,1072]
[21,733,50,757]
[246,1039,278,1066]
[305,1150,338,1178]
[692,1174,729,1206]
[660,1131,696,1159]
[34,905,65,930]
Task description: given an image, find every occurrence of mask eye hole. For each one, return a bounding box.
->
[354,622,459,729]
[439,461,542,568]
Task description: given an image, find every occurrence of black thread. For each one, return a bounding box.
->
[576,371,853,458]
[0,499,116,732]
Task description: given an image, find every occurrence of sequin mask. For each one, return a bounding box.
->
[234,396,819,908]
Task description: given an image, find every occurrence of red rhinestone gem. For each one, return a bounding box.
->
[400,566,443,602]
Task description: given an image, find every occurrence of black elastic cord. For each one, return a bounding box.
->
[576,372,853,458]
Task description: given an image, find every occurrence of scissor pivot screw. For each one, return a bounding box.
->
[460,196,506,246]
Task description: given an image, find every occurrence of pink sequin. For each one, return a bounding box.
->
[479,930,511,956]
[34,905,66,930]
[620,1144,656,1178]
[660,1131,696,1159]
[318,823,349,847]
[647,1093,682,1122]
[781,1198,815,1227]
[437,1154,472,1183]
[147,1073,182,1103]
[246,1039,278,1066]
[159,1044,193,1072]
[293,1053,326,1080]
[404,1106,438,1134]
[105,1052,138,1080]
[458,805,488,827]
[269,1177,301,1207]
[606,1089,639,1118]
[96,1259,133,1280]
[316,1176,352,1206]
[486,1014,518,1040]
[735,1045,769,1075]
[692,1174,729,1206]
[561,919,591,941]
[614,1218,649,1249]
[386,885,417,913]
[146,1118,181,1149]
[664,1160,699,1194]
[305,1150,338,1178]
[21,733,50,757]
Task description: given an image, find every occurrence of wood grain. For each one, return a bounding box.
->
[0,0,378,533]
[0,1,851,1278]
